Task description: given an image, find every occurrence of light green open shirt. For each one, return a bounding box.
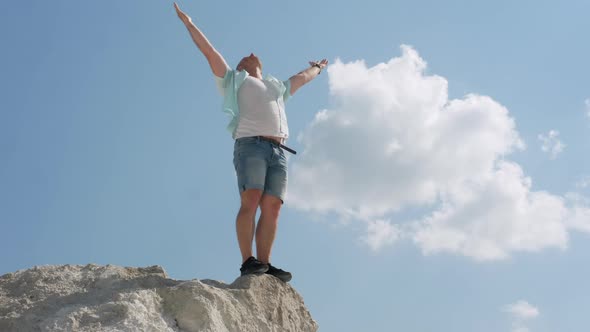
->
[215,68,292,139]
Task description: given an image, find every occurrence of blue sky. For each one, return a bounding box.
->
[2,1,590,331]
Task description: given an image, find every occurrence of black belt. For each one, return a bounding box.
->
[256,136,297,155]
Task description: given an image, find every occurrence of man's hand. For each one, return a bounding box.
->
[174,2,192,25]
[309,59,329,72]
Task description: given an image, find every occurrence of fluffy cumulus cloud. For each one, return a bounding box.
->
[413,161,568,260]
[362,219,401,252]
[503,300,539,332]
[538,130,565,159]
[289,45,588,260]
[503,300,540,319]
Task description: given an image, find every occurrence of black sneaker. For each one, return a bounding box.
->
[265,263,292,282]
[240,256,269,276]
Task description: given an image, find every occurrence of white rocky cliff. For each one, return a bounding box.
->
[0,264,318,332]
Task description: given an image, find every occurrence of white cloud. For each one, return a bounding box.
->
[585,99,590,119]
[504,300,540,320]
[503,300,539,332]
[363,219,401,252]
[412,161,568,261]
[288,45,586,260]
[538,130,565,159]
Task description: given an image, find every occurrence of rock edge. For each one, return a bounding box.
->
[0,264,318,332]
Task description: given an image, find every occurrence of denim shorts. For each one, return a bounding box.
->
[233,136,288,203]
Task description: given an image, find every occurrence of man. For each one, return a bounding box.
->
[174,3,327,282]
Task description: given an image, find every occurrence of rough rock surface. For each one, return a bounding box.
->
[0,264,318,332]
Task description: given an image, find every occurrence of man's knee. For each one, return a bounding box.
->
[260,194,282,218]
[240,189,263,213]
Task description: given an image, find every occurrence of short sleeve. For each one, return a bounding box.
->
[214,67,232,96]
[282,79,292,102]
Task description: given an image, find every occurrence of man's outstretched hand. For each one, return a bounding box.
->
[174,2,192,24]
[309,59,329,72]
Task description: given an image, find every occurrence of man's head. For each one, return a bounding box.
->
[236,53,262,77]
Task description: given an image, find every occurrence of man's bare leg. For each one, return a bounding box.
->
[236,189,262,263]
[256,194,282,264]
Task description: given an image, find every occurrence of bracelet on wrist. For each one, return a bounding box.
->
[312,63,322,74]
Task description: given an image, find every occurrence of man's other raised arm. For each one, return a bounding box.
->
[288,59,328,96]
[174,3,228,78]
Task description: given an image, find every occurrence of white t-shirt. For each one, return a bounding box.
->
[234,76,289,139]
[215,69,291,140]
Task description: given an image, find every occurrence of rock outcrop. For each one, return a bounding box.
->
[0,264,318,332]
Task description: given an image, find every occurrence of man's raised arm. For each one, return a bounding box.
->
[174,2,228,78]
[288,59,329,96]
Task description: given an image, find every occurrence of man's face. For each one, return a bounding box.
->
[236,53,262,75]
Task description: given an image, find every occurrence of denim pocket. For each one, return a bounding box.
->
[235,138,266,160]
